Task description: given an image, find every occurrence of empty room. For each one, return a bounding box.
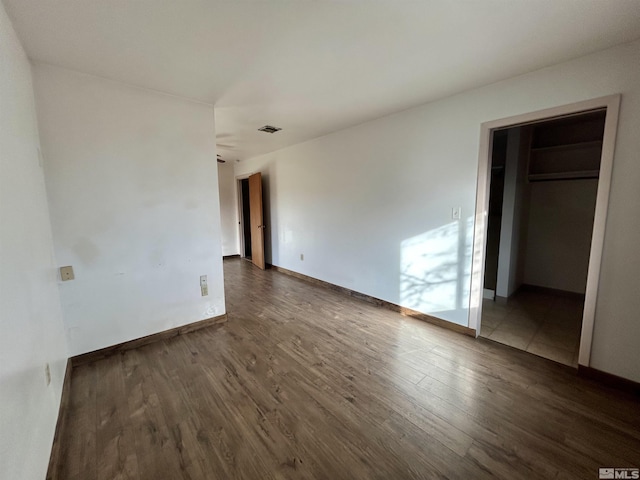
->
[2,1,640,479]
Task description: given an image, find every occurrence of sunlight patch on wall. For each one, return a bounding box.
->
[400,217,473,326]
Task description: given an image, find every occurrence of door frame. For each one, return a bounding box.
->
[469,94,621,367]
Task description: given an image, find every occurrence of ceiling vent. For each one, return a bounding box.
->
[258,125,282,134]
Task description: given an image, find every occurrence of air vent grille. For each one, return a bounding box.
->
[258,125,282,134]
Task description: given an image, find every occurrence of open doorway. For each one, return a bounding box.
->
[481,111,605,366]
[237,172,266,270]
[470,95,620,369]
[239,178,252,259]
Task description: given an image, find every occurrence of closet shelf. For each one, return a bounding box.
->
[530,140,602,153]
[528,170,599,182]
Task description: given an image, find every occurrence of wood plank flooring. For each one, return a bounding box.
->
[54,258,640,479]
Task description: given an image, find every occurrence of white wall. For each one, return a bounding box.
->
[218,161,239,256]
[496,127,531,298]
[0,5,68,479]
[32,63,225,356]
[523,179,598,293]
[236,40,640,382]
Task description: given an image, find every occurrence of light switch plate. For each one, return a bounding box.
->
[60,266,74,281]
[452,207,462,220]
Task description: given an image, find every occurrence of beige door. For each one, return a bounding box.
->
[249,172,265,270]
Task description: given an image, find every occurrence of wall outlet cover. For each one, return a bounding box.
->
[60,265,74,281]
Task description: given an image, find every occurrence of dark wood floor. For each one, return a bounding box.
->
[56,258,640,479]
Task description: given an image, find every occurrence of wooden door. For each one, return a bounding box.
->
[248,172,265,269]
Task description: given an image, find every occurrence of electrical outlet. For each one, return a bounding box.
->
[60,266,74,281]
[452,207,462,220]
[200,275,208,296]
[300,254,304,261]
[45,363,51,386]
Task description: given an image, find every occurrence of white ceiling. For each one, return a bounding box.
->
[5,1,640,161]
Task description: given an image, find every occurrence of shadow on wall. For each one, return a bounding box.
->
[400,216,473,326]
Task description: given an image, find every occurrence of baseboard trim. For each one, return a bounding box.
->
[578,365,640,395]
[46,359,72,480]
[520,284,586,300]
[271,265,476,337]
[71,314,228,366]
[223,254,241,259]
